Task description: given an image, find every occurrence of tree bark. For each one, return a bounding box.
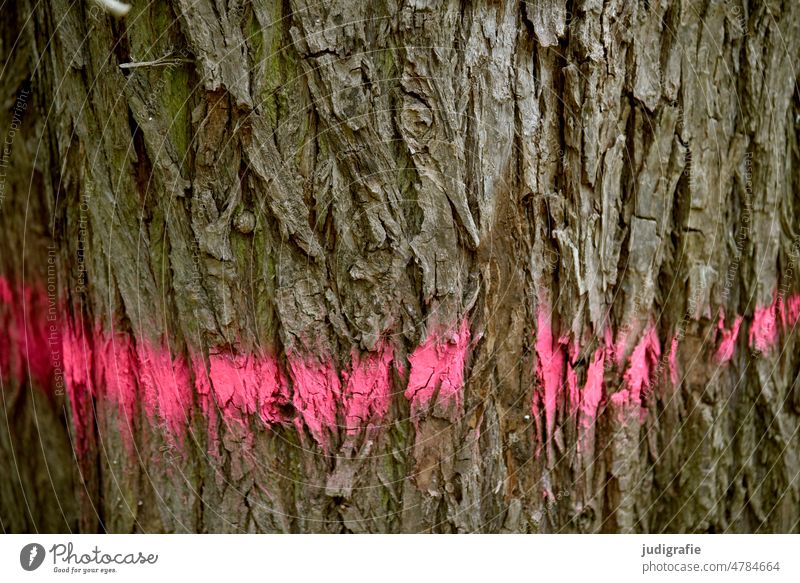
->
[2,0,800,533]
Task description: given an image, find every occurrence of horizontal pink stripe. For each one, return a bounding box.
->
[405,318,471,421]
[3,274,799,459]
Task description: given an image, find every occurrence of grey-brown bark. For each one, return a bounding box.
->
[1,0,800,533]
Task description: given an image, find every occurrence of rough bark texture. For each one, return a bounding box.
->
[2,0,800,533]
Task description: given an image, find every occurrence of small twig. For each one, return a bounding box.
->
[119,57,192,70]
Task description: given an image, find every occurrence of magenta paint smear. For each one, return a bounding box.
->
[343,343,393,435]
[288,353,342,447]
[138,342,193,442]
[533,309,566,440]
[20,282,52,389]
[574,348,605,452]
[667,337,679,385]
[624,326,661,402]
[614,325,661,413]
[204,352,290,427]
[0,276,25,383]
[603,326,615,360]
[0,277,52,389]
[191,350,290,456]
[405,318,471,421]
[565,342,580,413]
[94,330,138,450]
[61,319,94,456]
[0,278,13,381]
[787,294,800,327]
[192,354,220,454]
[253,356,290,425]
[8,273,800,460]
[580,349,605,425]
[749,299,779,353]
[777,293,800,330]
[566,363,579,414]
[715,312,742,364]
[0,276,12,304]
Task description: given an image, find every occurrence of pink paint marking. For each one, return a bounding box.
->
[566,363,579,414]
[777,293,800,330]
[253,356,290,425]
[533,310,565,440]
[288,353,341,447]
[203,351,289,427]
[138,342,193,441]
[61,319,94,456]
[622,325,660,404]
[566,341,580,413]
[749,299,778,353]
[405,319,471,420]
[20,282,52,390]
[668,336,679,385]
[0,277,53,389]
[602,325,622,369]
[603,326,614,352]
[0,277,22,383]
[786,294,800,328]
[192,354,221,455]
[0,276,12,304]
[580,348,605,426]
[7,265,793,461]
[62,321,93,393]
[194,350,290,457]
[95,329,138,428]
[613,332,628,367]
[343,342,393,435]
[715,313,742,364]
[610,390,629,408]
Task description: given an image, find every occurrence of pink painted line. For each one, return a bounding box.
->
[609,389,629,408]
[94,329,138,451]
[405,318,471,420]
[603,326,615,356]
[580,348,605,426]
[288,353,341,447]
[0,276,12,304]
[0,277,52,389]
[534,309,565,440]
[778,293,800,330]
[192,354,221,454]
[566,341,580,413]
[252,356,291,426]
[566,363,579,414]
[715,313,742,364]
[138,342,193,442]
[20,282,52,390]
[749,298,778,353]
[668,336,679,385]
[7,274,800,458]
[190,349,290,454]
[343,342,393,435]
[1,283,25,384]
[622,325,660,404]
[204,351,289,426]
[61,319,94,456]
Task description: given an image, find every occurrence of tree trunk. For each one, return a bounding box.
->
[2,0,799,533]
